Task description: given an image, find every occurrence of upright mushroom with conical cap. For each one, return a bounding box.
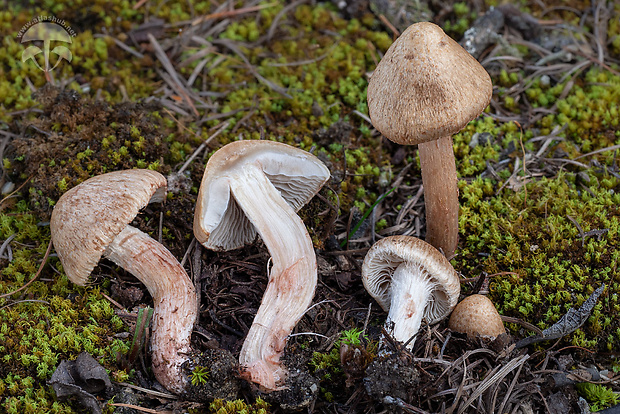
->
[367,22,492,259]
[50,170,198,395]
[194,140,330,392]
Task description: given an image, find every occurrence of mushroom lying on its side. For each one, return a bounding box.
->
[194,140,330,391]
[50,170,197,395]
[362,236,460,349]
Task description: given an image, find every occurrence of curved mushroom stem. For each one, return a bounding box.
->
[386,262,437,350]
[230,164,317,391]
[104,225,198,395]
[418,135,459,260]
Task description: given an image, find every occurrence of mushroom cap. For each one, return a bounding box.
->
[448,294,506,339]
[50,169,167,285]
[362,235,460,324]
[193,140,330,251]
[367,22,492,145]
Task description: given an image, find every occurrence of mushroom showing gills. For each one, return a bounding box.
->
[193,140,330,391]
[367,22,492,259]
[362,236,460,348]
[50,170,197,395]
[448,294,505,340]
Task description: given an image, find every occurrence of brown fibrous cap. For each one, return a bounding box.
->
[50,169,167,285]
[367,22,492,145]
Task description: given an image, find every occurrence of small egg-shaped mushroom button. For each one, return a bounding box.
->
[362,235,460,349]
[367,22,492,259]
[449,294,506,339]
[50,170,197,395]
[193,140,330,391]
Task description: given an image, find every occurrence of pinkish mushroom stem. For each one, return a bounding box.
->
[104,225,197,395]
[418,136,459,259]
[230,165,317,390]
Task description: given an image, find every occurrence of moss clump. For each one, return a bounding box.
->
[310,328,376,402]
[209,397,270,414]
[0,211,128,413]
[576,382,620,412]
[457,165,620,350]
[5,84,180,217]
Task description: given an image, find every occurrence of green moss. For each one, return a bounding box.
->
[209,397,270,414]
[576,382,619,412]
[457,168,620,350]
[190,366,210,386]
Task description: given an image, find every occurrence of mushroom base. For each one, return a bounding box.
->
[104,225,198,395]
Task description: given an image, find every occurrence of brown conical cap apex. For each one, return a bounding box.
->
[367,22,492,145]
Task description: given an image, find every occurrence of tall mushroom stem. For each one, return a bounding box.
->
[386,262,437,349]
[230,165,317,391]
[104,225,198,395]
[418,135,459,259]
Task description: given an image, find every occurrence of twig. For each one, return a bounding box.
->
[209,309,244,337]
[457,354,530,414]
[177,120,230,174]
[288,332,329,339]
[573,144,620,160]
[378,14,400,38]
[0,299,50,311]
[148,33,199,116]
[100,292,124,310]
[212,38,292,99]
[114,382,177,399]
[0,234,16,260]
[109,403,170,414]
[266,0,307,41]
[191,2,277,26]
[500,316,543,336]
[94,34,144,59]
[0,175,35,209]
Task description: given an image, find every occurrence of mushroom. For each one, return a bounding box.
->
[362,235,460,349]
[367,22,492,259]
[193,140,330,391]
[448,294,505,339]
[50,169,197,395]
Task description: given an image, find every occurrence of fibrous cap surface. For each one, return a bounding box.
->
[448,294,506,339]
[50,169,167,285]
[367,22,492,145]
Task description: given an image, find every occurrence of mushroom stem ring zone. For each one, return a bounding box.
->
[194,140,330,391]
